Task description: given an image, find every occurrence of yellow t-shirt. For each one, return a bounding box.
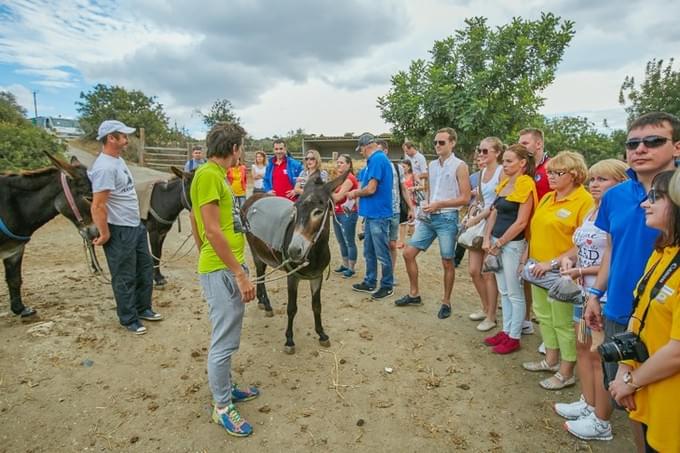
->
[495,174,538,205]
[230,166,245,196]
[529,186,594,262]
[190,161,246,273]
[626,246,680,453]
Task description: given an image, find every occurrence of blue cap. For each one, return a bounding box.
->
[355,132,376,152]
[96,120,136,140]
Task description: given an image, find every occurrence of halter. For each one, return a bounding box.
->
[60,172,86,226]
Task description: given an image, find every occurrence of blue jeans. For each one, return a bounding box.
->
[363,217,393,288]
[332,211,358,262]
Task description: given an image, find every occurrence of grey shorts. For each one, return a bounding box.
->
[388,213,400,242]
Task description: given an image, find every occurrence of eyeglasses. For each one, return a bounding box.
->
[625,135,672,151]
[547,170,568,177]
[476,148,490,155]
[305,157,316,161]
[647,188,666,204]
[433,140,447,146]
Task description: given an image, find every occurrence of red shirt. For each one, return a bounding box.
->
[272,158,294,198]
[334,173,359,213]
[534,155,551,201]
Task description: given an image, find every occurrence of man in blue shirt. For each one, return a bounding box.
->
[347,133,394,299]
[184,145,207,172]
[583,112,680,444]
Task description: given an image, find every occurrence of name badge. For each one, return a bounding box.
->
[556,208,571,219]
[655,285,675,304]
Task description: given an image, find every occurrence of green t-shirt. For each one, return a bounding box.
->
[190,161,246,273]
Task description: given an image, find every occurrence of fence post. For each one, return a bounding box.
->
[138,128,145,166]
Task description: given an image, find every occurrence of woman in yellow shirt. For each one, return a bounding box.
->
[609,170,680,453]
[522,151,594,390]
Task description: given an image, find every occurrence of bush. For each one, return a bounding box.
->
[0,123,66,171]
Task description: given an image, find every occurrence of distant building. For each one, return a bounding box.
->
[31,116,84,139]
[301,135,406,161]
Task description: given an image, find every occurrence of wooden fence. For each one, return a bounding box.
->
[137,128,195,173]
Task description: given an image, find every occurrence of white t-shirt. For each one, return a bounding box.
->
[572,213,607,291]
[406,151,427,179]
[428,154,464,212]
[88,153,140,226]
[479,165,503,207]
[252,164,265,189]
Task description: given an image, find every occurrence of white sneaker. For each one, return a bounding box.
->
[469,311,486,321]
[476,318,497,331]
[537,342,546,355]
[522,320,535,335]
[554,395,593,420]
[564,412,613,441]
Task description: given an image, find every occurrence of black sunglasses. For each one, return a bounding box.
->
[625,135,672,151]
[647,188,666,204]
[433,140,447,146]
[476,148,490,155]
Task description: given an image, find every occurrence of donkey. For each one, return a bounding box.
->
[142,166,194,287]
[0,153,98,317]
[241,172,347,353]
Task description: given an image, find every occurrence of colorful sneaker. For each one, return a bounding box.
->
[212,403,253,437]
[231,384,260,403]
[554,395,593,420]
[492,337,520,354]
[437,304,451,319]
[564,412,613,441]
[484,331,508,346]
[352,282,376,293]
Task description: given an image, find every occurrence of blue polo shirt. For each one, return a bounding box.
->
[359,151,393,219]
[595,169,659,325]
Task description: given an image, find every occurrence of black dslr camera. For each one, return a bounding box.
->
[598,331,649,363]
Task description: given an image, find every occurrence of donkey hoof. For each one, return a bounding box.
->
[265,309,274,318]
[284,345,296,354]
[319,339,331,348]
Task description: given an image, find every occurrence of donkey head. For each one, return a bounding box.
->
[171,165,194,210]
[287,171,348,263]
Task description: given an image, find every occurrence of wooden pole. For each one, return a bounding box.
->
[138,127,145,166]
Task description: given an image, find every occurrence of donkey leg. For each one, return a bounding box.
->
[148,227,167,287]
[254,259,273,317]
[4,247,36,317]
[310,278,330,347]
[284,276,300,354]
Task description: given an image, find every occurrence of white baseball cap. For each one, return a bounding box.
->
[96,120,136,140]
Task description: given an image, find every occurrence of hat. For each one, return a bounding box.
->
[96,120,136,140]
[355,132,376,152]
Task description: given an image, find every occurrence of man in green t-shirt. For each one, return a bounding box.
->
[189,122,258,437]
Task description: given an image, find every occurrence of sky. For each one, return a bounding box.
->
[1,0,678,140]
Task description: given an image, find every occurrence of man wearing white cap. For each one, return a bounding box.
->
[88,120,161,335]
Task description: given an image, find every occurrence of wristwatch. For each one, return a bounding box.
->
[550,259,560,271]
[623,371,641,389]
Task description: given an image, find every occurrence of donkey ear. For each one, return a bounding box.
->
[324,170,348,193]
[70,155,82,166]
[170,166,186,179]
[44,151,77,178]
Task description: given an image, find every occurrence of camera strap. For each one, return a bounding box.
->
[632,250,680,335]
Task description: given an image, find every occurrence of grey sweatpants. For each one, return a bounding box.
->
[200,268,246,407]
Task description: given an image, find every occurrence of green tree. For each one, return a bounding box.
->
[76,84,171,144]
[200,98,240,129]
[0,91,65,171]
[378,13,575,159]
[539,116,625,165]
[620,58,680,123]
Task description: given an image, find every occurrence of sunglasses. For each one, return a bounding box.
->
[547,170,568,177]
[625,135,672,151]
[476,148,490,155]
[433,140,447,146]
[647,188,666,204]
[305,157,316,161]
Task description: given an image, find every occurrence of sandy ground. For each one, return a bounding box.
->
[1,148,633,451]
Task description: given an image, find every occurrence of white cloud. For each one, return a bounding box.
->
[0,83,33,112]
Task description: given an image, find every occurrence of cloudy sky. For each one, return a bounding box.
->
[1,0,678,139]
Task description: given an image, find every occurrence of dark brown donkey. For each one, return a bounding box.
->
[241,172,346,354]
[0,154,97,317]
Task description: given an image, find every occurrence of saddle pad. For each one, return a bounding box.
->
[246,197,295,252]
[136,180,166,220]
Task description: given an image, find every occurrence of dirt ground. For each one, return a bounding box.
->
[0,212,635,452]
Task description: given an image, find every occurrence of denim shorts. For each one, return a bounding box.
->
[408,211,459,259]
[388,213,400,242]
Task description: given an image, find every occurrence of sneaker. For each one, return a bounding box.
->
[476,318,497,332]
[469,311,486,321]
[522,320,535,335]
[334,265,349,274]
[538,342,546,355]
[554,395,593,420]
[437,304,451,319]
[371,287,394,300]
[352,282,376,293]
[342,269,356,279]
[395,294,422,306]
[564,412,613,441]
[212,403,253,437]
[492,337,520,354]
[124,321,147,335]
[231,384,260,403]
[138,309,162,321]
[484,331,508,346]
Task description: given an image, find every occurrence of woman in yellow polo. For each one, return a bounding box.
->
[522,151,594,390]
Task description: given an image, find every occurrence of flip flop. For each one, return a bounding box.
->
[540,372,576,390]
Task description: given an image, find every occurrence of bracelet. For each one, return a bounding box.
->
[578,267,583,278]
[587,287,605,298]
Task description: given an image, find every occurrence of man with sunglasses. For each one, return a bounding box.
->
[583,112,680,445]
[395,127,471,319]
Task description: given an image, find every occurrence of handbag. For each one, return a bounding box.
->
[482,253,502,272]
[458,170,486,250]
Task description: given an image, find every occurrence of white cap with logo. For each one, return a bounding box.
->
[96,120,136,140]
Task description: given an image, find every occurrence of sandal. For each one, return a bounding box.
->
[539,372,576,390]
[522,359,560,372]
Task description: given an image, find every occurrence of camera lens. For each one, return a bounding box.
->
[597,341,623,363]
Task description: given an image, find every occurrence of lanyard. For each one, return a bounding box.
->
[632,250,680,335]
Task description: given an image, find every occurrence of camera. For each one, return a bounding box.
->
[598,331,649,363]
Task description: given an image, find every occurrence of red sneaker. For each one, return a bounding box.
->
[493,337,521,354]
[483,331,508,346]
